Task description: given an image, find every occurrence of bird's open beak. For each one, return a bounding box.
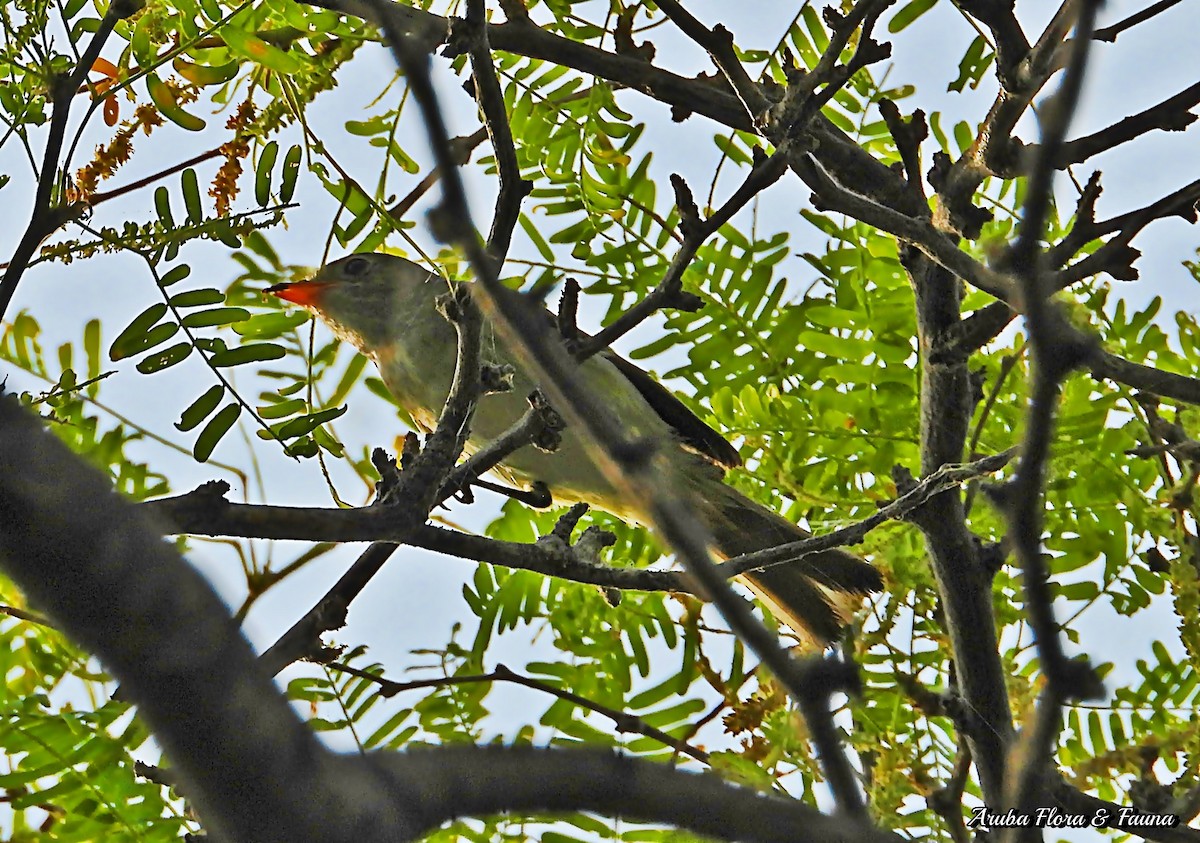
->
[264,280,331,307]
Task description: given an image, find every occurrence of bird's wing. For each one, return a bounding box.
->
[597,345,744,473]
[523,294,743,471]
[601,349,742,470]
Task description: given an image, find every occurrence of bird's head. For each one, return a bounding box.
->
[266,252,442,354]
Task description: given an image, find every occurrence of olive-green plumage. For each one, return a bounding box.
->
[269,252,882,646]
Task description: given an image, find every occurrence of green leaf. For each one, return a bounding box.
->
[109,304,168,360]
[172,57,239,87]
[222,27,303,74]
[949,35,995,93]
[160,264,191,287]
[181,307,251,328]
[194,402,241,462]
[154,186,175,229]
[177,385,224,431]
[169,288,225,308]
[146,73,205,131]
[277,405,348,439]
[232,310,310,338]
[210,343,287,367]
[364,709,414,750]
[889,0,938,32]
[256,141,279,207]
[258,397,307,419]
[182,168,204,223]
[329,354,367,406]
[136,342,192,374]
[83,318,102,384]
[280,145,302,203]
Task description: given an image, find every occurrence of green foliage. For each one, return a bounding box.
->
[2,0,1199,840]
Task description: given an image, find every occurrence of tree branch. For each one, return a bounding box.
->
[0,0,139,319]
[0,398,416,843]
[992,3,1107,833]
[386,127,489,220]
[1055,177,1200,287]
[1036,81,1200,171]
[791,153,1016,301]
[330,661,711,764]
[722,449,1017,578]
[448,0,531,265]
[1089,351,1200,405]
[384,745,903,843]
[1092,0,1184,43]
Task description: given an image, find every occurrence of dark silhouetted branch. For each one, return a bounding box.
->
[1092,0,1183,42]
[1039,81,1200,170]
[386,745,904,843]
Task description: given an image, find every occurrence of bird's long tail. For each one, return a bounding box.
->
[693,479,882,647]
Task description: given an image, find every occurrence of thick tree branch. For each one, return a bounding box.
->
[957,0,1031,85]
[302,0,921,218]
[904,247,1013,801]
[1056,177,1200,286]
[0,398,415,843]
[385,746,903,843]
[653,0,771,121]
[1089,351,1200,405]
[936,1,1086,233]
[144,450,1016,592]
[792,153,1016,301]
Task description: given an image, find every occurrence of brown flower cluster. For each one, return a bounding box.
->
[72,103,165,202]
[210,99,257,216]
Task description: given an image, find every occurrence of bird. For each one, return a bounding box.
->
[267,252,882,646]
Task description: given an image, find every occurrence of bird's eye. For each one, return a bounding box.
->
[343,256,371,278]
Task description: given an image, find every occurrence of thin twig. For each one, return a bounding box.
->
[573,148,788,361]
[723,449,1017,578]
[459,0,531,265]
[328,661,710,763]
[86,147,225,206]
[386,127,489,220]
[1092,0,1183,42]
[0,603,54,628]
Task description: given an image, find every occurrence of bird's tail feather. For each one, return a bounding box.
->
[694,480,882,647]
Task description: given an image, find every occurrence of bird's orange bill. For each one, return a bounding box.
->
[265,281,330,307]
